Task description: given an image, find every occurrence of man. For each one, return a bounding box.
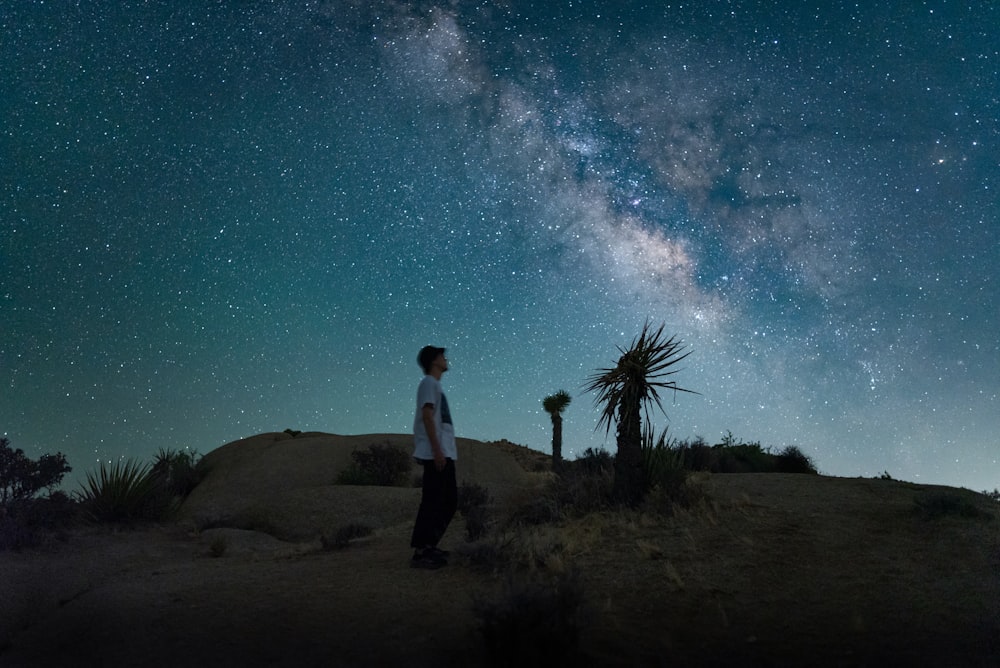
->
[409,345,458,569]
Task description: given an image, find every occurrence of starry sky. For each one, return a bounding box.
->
[3,1,998,493]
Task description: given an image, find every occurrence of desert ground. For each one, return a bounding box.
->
[2,432,998,667]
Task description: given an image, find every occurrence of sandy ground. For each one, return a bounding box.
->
[2,434,999,667]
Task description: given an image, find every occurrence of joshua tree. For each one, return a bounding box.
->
[583,321,696,506]
[542,390,572,472]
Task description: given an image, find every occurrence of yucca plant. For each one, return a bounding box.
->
[542,390,572,472]
[584,321,697,506]
[78,458,167,523]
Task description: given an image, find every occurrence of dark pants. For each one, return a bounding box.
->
[410,458,457,549]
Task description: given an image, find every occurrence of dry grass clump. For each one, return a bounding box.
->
[458,482,494,541]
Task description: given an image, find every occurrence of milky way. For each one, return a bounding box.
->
[3,1,998,492]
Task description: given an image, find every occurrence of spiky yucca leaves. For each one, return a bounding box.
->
[78,458,166,522]
[640,425,684,490]
[542,390,572,472]
[640,425,697,514]
[152,447,203,497]
[584,321,697,506]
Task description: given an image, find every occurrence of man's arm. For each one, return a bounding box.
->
[421,403,446,471]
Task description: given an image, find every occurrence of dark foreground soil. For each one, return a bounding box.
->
[2,444,998,667]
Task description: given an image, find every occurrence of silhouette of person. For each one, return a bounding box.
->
[409,346,458,569]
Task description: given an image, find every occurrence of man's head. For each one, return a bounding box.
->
[417,345,447,375]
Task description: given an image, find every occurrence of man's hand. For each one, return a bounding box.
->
[422,403,446,471]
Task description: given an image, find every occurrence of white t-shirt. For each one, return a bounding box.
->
[412,375,457,461]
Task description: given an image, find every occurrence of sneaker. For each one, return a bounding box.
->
[410,550,446,570]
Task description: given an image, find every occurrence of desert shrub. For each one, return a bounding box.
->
[646,471,710,517]
[983,489,1000,504]
[572,447,614,475]
[77,458,171,523]
[463,505,493,542]
[459,482,494,541]
[283,429,302,437]
[715,441,774,473]
[644,434,820,477]
[665,437,713,471]
[681,437,716,471]
[322,522,374,550]
[1,437,72,505]
[336,443,412,486]
[548,465,615,517]
[913,491,989,520]
[775,445,818,474]
[458,481,492,514]
[473,570,587,665]
[1,438,75,550]
[152,448,203,497]
[644,465,692,513]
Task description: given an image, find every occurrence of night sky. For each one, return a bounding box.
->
[3,2,998,493]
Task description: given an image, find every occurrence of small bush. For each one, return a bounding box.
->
[459,482,494,541]
[473,570,587,665]
[644,466,691,512]
[682,437,716,471]
[458,482,492,514]
[572,447,614,475]
[644,474,707,517]
[549,465,614,517]
[1,437,75,550]
[715,441,773,473]
[1,437,72,506]
[775,446,818,474]
[463,505,493,542]
[152,448,203,497]
[336,443,412,487]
